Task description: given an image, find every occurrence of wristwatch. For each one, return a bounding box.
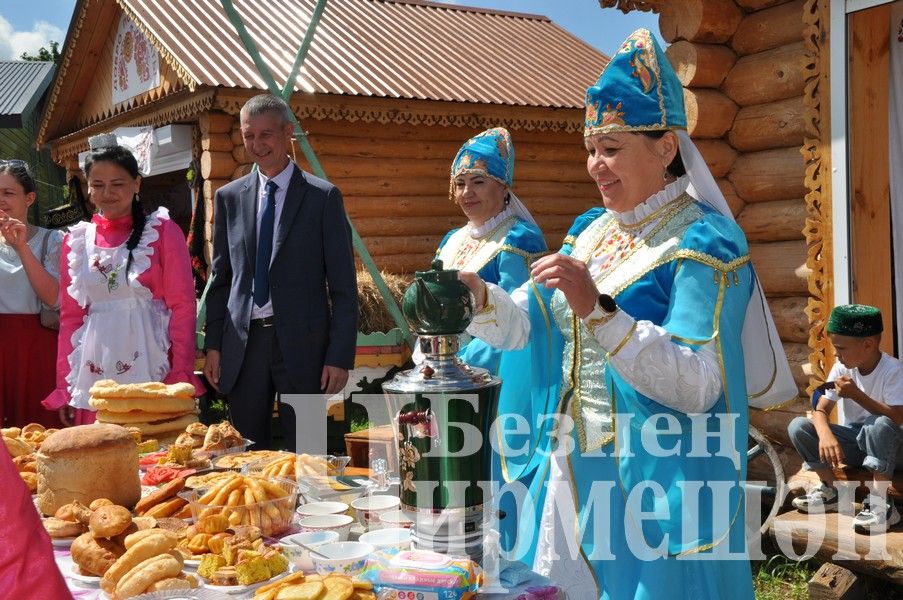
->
[584,293,618,333]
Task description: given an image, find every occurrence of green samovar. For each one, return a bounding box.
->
[382,259,501,562]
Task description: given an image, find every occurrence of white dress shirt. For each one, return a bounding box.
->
[251,159,295,320]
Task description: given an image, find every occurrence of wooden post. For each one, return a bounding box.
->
[694,139,737,178]
[737,198,806,242]
[749,240,809,296]
[729,96,806,152]
[198,111,235,135]
[735,0,795,10]
[732,0,806,56]
[666,41,737,88]
[848,5,893,355]
[729,146,807,203]
[659,0,742,44]
[684,89,738,138]
[723,42,808,107]
[808,563,865,600]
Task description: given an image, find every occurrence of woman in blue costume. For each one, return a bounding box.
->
[460,30,797,600]
[433,127,548,553]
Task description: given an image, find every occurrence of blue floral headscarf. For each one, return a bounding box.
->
[584,28,687,136]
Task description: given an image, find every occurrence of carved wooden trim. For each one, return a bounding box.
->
[36,0,91,147]
[597,0,664,13]
[50,89,216,161]
[215,90,585,133]
[801,0,834,394]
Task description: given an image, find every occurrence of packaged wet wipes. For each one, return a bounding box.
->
[361,549,481,600]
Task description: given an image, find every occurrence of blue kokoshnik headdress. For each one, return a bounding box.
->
[584,28,687,136]
[448,127,537,225]
[582,28,796,409]
[451,127,515,188]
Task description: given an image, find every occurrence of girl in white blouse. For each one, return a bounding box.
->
[0,160,63,428]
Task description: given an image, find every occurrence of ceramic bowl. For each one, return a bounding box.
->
[297,514,355,541]
[278,530,341,572]
[377,509,413,529]
[359,527,412,552]
[350,495,400,528]
[296,501,350,518]
[311,541,374,578]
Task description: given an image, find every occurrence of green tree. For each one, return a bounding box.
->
[20,41,61,64]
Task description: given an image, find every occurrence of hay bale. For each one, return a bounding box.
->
[357,269,411,334]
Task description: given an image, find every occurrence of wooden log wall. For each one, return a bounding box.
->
[208,114,597,275]
[661,0,810,413]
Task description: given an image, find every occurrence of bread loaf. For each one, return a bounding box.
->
[36,424,141,516]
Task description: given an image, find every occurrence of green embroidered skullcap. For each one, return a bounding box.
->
[827,304,883,337]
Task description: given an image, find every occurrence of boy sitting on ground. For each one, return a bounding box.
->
[788,304,903,533]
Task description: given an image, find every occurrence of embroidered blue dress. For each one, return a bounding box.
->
[475,180,755,600]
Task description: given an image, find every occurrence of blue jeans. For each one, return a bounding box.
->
[788,415,903,478]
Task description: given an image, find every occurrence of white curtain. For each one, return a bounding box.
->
[890,2,903,351]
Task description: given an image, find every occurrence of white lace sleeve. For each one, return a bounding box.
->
[465,282,531,350]
[42,229,64,279]
[586,310,722,413]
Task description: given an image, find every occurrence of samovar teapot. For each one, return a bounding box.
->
[383,259,501,563]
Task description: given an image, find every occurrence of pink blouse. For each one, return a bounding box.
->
[43,213,202,409]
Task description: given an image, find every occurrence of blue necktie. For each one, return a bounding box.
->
[253,180,277,307]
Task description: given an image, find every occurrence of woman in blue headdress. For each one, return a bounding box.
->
[433,127,548,552]
[460,30,797,599]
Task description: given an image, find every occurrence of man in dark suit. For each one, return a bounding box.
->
[204,94,358,450]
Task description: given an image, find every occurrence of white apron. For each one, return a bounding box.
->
[65,212,171,409]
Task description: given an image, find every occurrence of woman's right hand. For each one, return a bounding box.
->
[458,272,488,311]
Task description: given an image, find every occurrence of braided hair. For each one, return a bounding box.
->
[84,145,146,273]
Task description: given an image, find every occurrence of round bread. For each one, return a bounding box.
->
[71,532,125,577]
[43,517,86,538]
[89,504,133,538]
[3,436,33,458]
[122,414,200,436]
[90,498,114,511]
[55,500,93,525]
[114,553,183,598]
[89,379,196,399]
[21,423,45,435]
[95,409,195,425]
[89,396,197,414]
[20,472,37,492]
[36,424,141,516]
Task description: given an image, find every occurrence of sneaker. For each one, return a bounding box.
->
[791,483,839,513]
[852,500,901,534]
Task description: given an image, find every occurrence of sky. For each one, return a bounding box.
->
[0,0,660,60]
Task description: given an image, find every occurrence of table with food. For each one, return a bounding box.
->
[3,377,558,600]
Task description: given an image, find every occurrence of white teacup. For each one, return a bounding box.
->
[377,509,413,529]
[350,495,401,529]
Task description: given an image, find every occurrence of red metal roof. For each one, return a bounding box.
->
[119,0,607,108]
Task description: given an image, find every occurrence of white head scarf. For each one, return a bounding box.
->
[677,130,798,408]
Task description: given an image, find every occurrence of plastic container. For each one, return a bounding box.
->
[296,514,355,541]
[179,476,298,537]
[311,541,374,578]
[279,530,340,572]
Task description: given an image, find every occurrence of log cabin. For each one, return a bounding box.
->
[37,0,610,275]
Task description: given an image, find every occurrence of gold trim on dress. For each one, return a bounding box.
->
[607,321,637,359]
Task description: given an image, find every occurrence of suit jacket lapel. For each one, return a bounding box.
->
[272,166,307,260]
[240,176,257,267]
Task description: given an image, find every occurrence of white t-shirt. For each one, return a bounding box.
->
[824,353,903,425]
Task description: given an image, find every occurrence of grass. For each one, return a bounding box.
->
[753,553,903,600]
[753,555,815,600]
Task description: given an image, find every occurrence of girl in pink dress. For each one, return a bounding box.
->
[43,137,202,424]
